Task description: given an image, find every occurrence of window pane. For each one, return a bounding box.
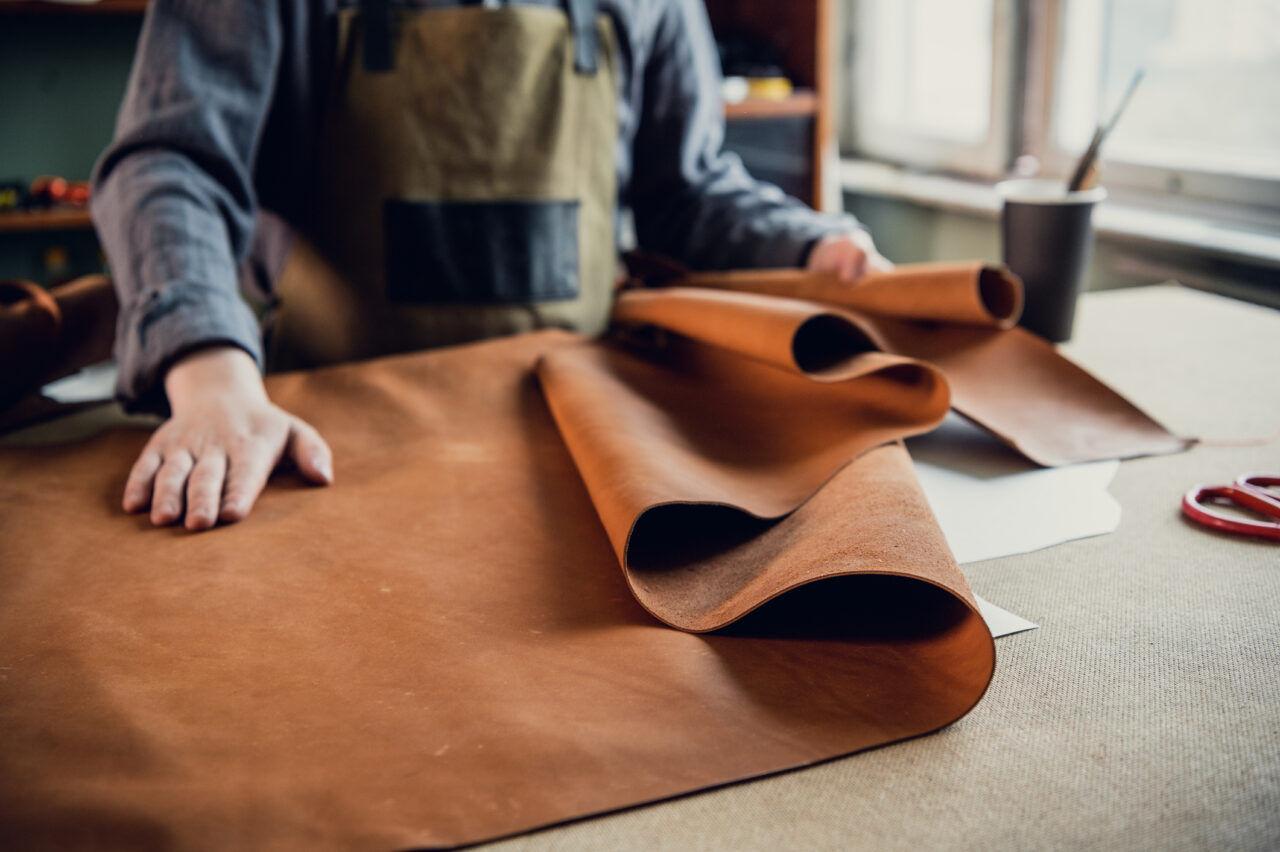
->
[861,0,994,143]
[1054,0,1280,180]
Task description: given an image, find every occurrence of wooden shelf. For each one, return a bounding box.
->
[0,208,94,234]
[724,90,819,121]
[0,0,147,15]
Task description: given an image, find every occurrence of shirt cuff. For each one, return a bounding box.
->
[113,281,263,414]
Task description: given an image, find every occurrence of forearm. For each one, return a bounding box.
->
[91,0,283,412]
[635,161,862,270]
[93,153,266,412]
[164,345,267,413]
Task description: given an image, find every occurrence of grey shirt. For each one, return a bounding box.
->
[92,0,861,410]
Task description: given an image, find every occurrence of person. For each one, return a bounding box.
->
[92,0,891,533]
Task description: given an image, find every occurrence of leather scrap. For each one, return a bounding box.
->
[0,275,118,412]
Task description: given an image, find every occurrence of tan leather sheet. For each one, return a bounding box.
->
[660,262,1190,466]
[0,329,993,850]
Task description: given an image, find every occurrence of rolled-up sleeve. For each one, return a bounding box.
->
[91,0,282,412]
[629,0,861,271]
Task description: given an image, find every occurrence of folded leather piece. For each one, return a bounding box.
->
[660,264,1190,466]
[541,294,950,631]
[0,330,993,850]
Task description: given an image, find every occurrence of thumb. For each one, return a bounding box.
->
[286,416,334,485]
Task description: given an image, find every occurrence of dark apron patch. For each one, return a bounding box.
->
[384,199,581,305]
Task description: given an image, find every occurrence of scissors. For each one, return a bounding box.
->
[1182,474,1280,541]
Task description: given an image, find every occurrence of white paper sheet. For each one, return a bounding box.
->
[908,414,1125,638]
[973,595,1038,638]
[41,361,118,404]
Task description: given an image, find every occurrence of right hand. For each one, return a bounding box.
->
[122,345,333,532]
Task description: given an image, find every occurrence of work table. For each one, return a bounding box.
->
[488,284,1280,850]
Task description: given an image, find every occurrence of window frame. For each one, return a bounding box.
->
[842,0,1280,215]
[1026,0,1280,212]
[840,0,1023,180]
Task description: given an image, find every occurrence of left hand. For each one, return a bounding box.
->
[806,229,893,283]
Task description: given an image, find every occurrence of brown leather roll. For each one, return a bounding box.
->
[676,260,1023,329]
[611,286,886,380]
[662,263,1188,466]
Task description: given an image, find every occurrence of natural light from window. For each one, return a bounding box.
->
[861,0,994,144]
[1054,0,1280,181]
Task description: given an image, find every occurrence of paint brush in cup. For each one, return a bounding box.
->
[1067,68,1145,192]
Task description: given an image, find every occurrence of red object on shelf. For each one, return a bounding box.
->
[64,181,91,206]
[29,176,69,207]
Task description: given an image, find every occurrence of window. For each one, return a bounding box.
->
[1044,0,1280,208]
[843,0,1017,177]
[843,0,1280,212]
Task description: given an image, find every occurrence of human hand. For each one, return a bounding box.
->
[122,345,333,531]
[805,229,893,283]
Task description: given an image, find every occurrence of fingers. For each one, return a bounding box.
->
[185,451,227,532]
[124,404,331,531]
[150,450,194,526]
[806,234,871,284]
[840,245,868,283]
[286,416,334,485]
[219,439,277,525]
[123,446,164,513]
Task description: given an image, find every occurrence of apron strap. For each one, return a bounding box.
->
[562,0,600,75]
[360,0,394,72]
[359,0,597,75]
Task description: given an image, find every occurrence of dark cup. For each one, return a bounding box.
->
[997,179,1106,343]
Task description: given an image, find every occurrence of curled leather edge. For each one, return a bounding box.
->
[611,286,954,391]
[537,300,955,634]
[672,260,1024,329]
[615,448,978,633]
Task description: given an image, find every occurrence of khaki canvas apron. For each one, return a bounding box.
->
[270,0,618,370]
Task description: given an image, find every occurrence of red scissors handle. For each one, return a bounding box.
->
[1182,473,1280,541]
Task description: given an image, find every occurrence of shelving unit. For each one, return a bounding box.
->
[705,0,832,208]
[0,0,147,15]
[723,90,820,121]
[0,208,94,234]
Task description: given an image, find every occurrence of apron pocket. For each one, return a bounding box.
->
[384,199,580,304]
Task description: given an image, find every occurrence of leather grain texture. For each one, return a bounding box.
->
[0,326,993,850]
